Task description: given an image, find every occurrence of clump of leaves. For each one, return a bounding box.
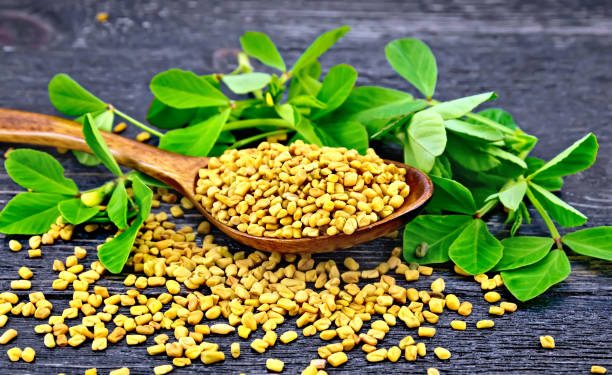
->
[0,113,153,273]
[37,27,612,299]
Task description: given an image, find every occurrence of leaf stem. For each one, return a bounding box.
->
[223,118,294,131]
[228,130,288,149]
[474,199,498,219]
[113,108,164,138]
[525,186,563,249]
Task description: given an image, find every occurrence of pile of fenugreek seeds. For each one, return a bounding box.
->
[196,141,410,238]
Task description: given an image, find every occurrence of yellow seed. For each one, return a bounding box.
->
[445,294,460,311]
[540,335,555,349]
[450,320,467,331]
[404,345,417,361]
[28,249,42,258]
[430,278,445,293]
[280,330,298,344]
[251,338,269,353]
[10,280,31,290]
[319,330,337,341]
[327,351,348,367]
[398,335,414,350]
[7,347,21,361]
[418,327,436,338]
[500,301,518,312]
[457,301,473,316]
[21,346,35,362]
[301,365,318,375]
[404,270,419,282]
[343,257,359,271]
[416,342,426,357]
[0,316,6,329]
[8,240,22,252]
[0,328,18,344]
[427,368,440,375]
[153,364,173,375]
[113,122,127,133]
[85,368,98,375]
[109,368,130,375]
[231,342,240,358]
[489,305,505,316]
[434,347,451,360]
[418,265,433,276]
[591,365,607,374]
[484,291,501,303]
[476,320,495,329]
[201,350,225,364]
[387,346,401,362]
[44,333,55,348]
[266,358,285,372]
[366,348,387,362]
[136,131,151,142]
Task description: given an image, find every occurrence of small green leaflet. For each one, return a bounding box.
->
[562,226,612,261]
[222,73,272,94]
[291,26,350,73]
[312,64,358,120]
[502,250,571,302]
[240,31,286,71]
[0,193,65,234]
[448,218,503,275]
[159,109,230,156]
[528,183,587,227]
[83,114,123,176]
[526,157,563,191]
[492,236,553,271]
[444,119,503,142]
[403,110,446,172]
[58,199,100,225]
[498,180,527,211]
[127,172,168,188]
[107,180,129,229]
[445,134,501,172]
[315,121,368,154]
[275,104,296,126]
[474,108,517,129]
[73,110,115,167]
[289,95,327,109]
[98,175,152,274]
[150,69,229,109]
[385,38,437,99]
[403,215,472,264]
[430,92,497,120]
[486,147,527,169]
[426,176,476,215]
[5,149,78,195]
[146,98,196,130]
[48,73,107,116]
[528,133,598,180]
[294,118,323,146]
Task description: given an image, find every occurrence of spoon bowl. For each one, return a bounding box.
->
[0,108,433,253]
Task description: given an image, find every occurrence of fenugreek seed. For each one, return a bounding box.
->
[136,132,151,142]
[230,342,240,358]
[343,257,359,271]
[591,365,607,374]
[427,368,440,375]
[387,345,401,362]
[153,364,173,375]
[540,335,555,349]
[404,345,417,361]
[28,249,42,258]
[418,327,436,338]
[280,330,298,344]
[85,369,97,375]
[266,358,285,372]
[21,346,35,362]
[484,291,501,303]
[10,280,31,290]
[7,347,21,361]
[251,338,269,353]
[430,278,445,293]
[489,305,505,316]
[450,320,467,331]
[476,320,495,329]
[457,301,473,317]
[109,368,130,375]
[434,347,451,360]
[44,333,55,348]
[327,351,348,367]
[416,342,426,357]
[366,348,387,362]
[405,270,419,282]
[28,236,41,249]
[201,350,225,364]
[210,324,235,335]
[113,122,127,133]
[500,301,518,312]
[8,240,22,252]
[0,328,18,344]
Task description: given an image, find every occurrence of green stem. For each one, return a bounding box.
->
[474,199,498,219]
[525,186,563,249]
[223,118,294,131]
[113,108,164,138]
[228,130,288,149]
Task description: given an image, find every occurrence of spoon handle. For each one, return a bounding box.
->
[0,108,205,192]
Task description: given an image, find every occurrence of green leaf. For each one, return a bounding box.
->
[315,121,369,154]
[5,149,78,195]
[159,109,230,156]
[222,72,272,94]
[0,193,65,234]
[498,180,527,211]
[73,110,115,166]
[150,68,229,109]
[444,119,503,141]
[275,104,296,126]
[311,64,358,119]
[292,26,350,73]
[48,73,107,116]
[475,108,517,129]
[83,114,123,176]
[385,38,437,98]
[526,157,563,191]
[240,31,286,71]
[431,92,497,120]
[427,176,476,215]
[127,172,168,188]
[528,183,587,227]
[448,218,503,275]
[403,110,446,172]
[502,250,571,301]
[294,117,322,146]
[492,236,553,271]
[131,175,153,220]
[528,133,598,180]
[486,147,527,169]
[146,98,196,130]
[289,95,327,109]
[107,180,129,229]
[562,226,612,261]
[445,135,501,172]
[58,199,99,225]
[403,215,472,264]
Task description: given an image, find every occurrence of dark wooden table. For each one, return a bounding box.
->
[0,1,610,374]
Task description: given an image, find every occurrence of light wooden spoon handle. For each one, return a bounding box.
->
[0,108,205,194]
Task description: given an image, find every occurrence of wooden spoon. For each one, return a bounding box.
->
[0,108,433,253]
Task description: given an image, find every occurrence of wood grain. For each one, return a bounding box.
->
[0,0,610,374]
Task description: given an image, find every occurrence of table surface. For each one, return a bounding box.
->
[0,0,610,374]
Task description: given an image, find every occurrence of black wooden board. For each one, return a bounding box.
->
[0,1,610,374]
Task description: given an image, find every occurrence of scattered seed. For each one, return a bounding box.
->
[540,335,555,349]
